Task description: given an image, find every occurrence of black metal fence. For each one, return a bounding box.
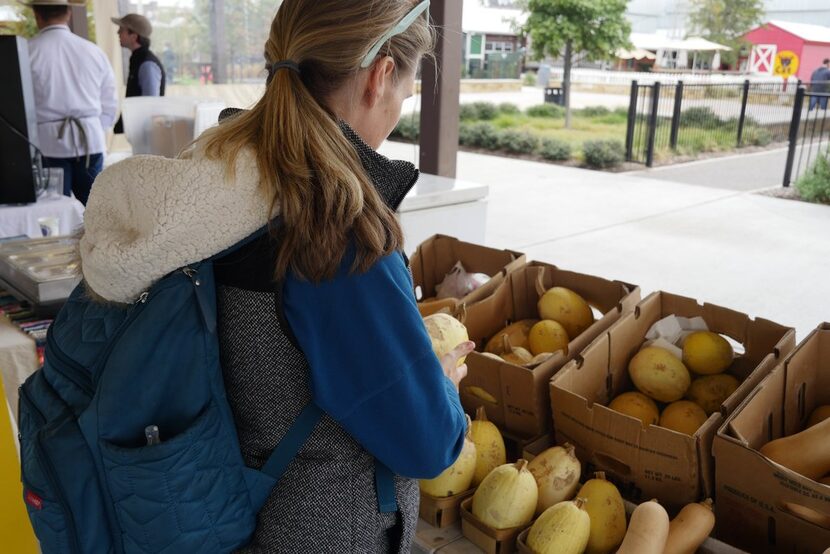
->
[783,88,830,187]
[626,80,798,167]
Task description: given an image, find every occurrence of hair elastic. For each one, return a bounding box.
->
[270,60,300,74]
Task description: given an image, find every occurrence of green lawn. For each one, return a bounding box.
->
[390,102,777,169]
[488,112,627,149]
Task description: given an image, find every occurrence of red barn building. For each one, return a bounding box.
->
[743,21,830,82]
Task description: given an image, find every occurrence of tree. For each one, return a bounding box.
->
[0,0,95,40]
[522,0,630,128]
[688,0,764,68]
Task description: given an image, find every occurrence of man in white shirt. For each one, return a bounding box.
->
[111,13,165,134]
[25,0,117,206]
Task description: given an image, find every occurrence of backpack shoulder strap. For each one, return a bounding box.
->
[260,402,324,481]
[258,402,398,514]
[374,460,397,513]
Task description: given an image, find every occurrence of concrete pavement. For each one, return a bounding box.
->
[629,142,828,191]
[629,147,791,191]
[380,140,830,340]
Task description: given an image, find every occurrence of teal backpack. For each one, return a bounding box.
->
[18,228,396,553]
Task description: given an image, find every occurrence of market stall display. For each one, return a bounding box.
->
[550,291,795,509]
[0,236,80,311]
[1,228,827,554]
[459,261,640,439]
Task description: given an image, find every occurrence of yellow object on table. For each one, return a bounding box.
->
[0,375,39,553]
[0,315,40,552]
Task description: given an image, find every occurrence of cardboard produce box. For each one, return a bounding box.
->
[518,437,750,554]
[409,235,525,314]
[550,291,795,509]
[459,261,640,439]
[501,430,547,464]
[419,488,476,529]
[714,323,830,554]
[460,497,531,554]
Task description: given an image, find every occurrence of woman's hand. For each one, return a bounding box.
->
[440,341,475,390]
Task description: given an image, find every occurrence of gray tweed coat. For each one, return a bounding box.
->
[219,123,421,553]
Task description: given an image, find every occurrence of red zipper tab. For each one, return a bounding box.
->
[24,490,43,510]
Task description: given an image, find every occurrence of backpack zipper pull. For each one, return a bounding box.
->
[182,267,201,286]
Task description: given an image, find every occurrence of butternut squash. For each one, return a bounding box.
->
[576,472,626,554]
[759,416,830,480]
[807,405,830,429]
[663,498,716,554]
[615,499,669,554]
[781,502,830,529]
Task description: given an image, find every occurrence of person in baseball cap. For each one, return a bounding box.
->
[111,13,166,133]
[22,0,118,205]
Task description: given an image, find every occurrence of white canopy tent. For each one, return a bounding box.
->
[630,32,731,70]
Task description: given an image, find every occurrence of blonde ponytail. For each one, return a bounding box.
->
[197,0,432,281]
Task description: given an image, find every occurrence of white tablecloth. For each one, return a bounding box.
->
[0,317,38,455]
[0,195,85,239]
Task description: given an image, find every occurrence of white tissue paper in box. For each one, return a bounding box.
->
[642,314,709,360]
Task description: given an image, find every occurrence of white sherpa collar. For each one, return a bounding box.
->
[80,148,271,303]
[80,122,418,304]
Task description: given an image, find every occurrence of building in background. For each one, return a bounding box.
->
[742,21,830,80]
[627,0,830,36]
[462,0,526,78]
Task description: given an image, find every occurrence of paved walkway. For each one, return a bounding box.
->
[629,142,828,191]
[629,147,791,191]
[380,140,830,340]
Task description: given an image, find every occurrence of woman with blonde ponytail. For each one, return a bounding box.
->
[79,0,470,552]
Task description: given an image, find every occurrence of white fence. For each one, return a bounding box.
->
[547,67,796,87]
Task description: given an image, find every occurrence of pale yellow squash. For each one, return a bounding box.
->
[472,459,538,530]
[608,391,659,427]
[526,498,590,554]
[576,472,626,554]
[629,346,691,403]
[423,313,469,367]
[527,443,581,515]
[469,406,507,486]
[537,287,594,339]
[419,420,477,498]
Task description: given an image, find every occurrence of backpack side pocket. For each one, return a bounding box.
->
[100,401,257,554]
[19,383,80,554]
